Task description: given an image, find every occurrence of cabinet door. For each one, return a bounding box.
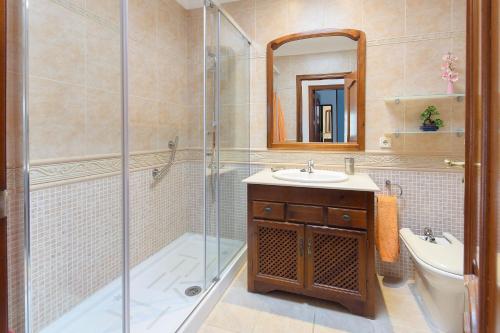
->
[305,226,367,301]
[251,220,305,288]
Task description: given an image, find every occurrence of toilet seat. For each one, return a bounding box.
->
[400,228,463,277]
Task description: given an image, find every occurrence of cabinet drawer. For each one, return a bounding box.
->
[327,208,367,230]
[253,201,285,221]
[287,204,324,224]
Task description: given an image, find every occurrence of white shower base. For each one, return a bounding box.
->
[40,233,244,333]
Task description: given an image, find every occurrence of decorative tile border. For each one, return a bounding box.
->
[30,149,202,188]
[366,31,465,47]
[30,149,464,188]
[249,149,465,171]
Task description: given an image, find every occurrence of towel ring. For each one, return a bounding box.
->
[385,180,403,197]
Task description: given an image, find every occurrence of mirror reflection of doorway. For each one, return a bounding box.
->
[309,85,344,142]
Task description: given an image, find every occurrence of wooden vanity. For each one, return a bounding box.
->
[244,170,378,318]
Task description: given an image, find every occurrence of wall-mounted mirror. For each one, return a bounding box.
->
[267,29,366,150]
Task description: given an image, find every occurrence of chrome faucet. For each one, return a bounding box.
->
[423,227,436,243]
[306,160,315,173]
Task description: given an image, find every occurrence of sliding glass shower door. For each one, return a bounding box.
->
[204,4,250,289]
[217,11,250,274]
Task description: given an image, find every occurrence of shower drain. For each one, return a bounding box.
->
[185,286,202,297]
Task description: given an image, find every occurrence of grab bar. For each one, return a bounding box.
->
[152,136,178,181]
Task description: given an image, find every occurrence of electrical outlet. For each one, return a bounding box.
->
[379,136,392,148]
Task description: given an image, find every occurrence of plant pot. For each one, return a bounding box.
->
[420,124,439,131]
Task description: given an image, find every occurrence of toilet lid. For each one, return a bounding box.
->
[400,228,464,276]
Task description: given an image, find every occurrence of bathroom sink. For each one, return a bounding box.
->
[272,169,349,183]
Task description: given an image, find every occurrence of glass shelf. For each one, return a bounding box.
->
[388,129,465,138]
[384,93,465,104]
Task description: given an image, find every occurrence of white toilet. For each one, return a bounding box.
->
[400,228,464,333]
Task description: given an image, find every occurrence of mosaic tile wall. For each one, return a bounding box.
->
[6,169,25,333]
[28,160,249,332]
[30,174,123,332]
[369,169,465,280]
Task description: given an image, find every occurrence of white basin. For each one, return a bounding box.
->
[272,169,349,183]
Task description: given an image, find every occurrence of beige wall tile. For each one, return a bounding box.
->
[365,99,404,151]
[27,0,466,160]
[255,0,289,50]
[363,0,404,40]
[323,0,363,30]
[158,57,188,104]
[157,0,188,55]
[366,44,404,99]
[128,0,158,46]
[251,58,267,104]
[250,102,267,148]
[86,19,122,93]
[406,0,452,35]
[452,0,467,32]
[85,89,122,155]
[451,99,466,131]
[29,78,86,160]
[288,0,324,32]
[128,42,159,100]
[85,0,121,25]
[221,0,256,40]
[130,124,158,152]
[29,0,86,85]
[404,39,453,95]
[404,133,452,153]
[129,96,159,126]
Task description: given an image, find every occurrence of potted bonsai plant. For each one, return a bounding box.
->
[420,105,444,131]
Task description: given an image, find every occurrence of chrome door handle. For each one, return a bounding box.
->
[444,159,465,168]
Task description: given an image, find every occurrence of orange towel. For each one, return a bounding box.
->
[375,194,399,263]
[273,92,286,143]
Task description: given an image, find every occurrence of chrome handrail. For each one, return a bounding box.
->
[152,136,178,181]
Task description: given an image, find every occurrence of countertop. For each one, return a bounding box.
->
[243,169,380,192]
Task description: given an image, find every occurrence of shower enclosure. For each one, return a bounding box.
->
[22,0,250,332]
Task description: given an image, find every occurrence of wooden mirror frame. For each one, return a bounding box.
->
[267,28,366,151]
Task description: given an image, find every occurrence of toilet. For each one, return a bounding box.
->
[400,228,464,333]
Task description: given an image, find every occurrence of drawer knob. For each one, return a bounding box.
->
[342,214,352,222]
[264,207,272,212]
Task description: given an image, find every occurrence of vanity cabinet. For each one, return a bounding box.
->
[247,184,375,317]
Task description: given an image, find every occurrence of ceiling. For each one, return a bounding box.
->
[175,0,240,10]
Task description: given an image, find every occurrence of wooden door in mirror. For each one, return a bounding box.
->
[267,29,366,151]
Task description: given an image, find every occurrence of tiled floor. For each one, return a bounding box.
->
[198,266,435,333]
[40,233,243,333]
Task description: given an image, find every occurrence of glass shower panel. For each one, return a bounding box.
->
[26,1,124,332]
[128,1,206,332]
[217,13,250,273]
[204,3,220,288]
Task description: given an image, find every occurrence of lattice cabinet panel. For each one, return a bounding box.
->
[305,226,367,300]
[253,220,304,287]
